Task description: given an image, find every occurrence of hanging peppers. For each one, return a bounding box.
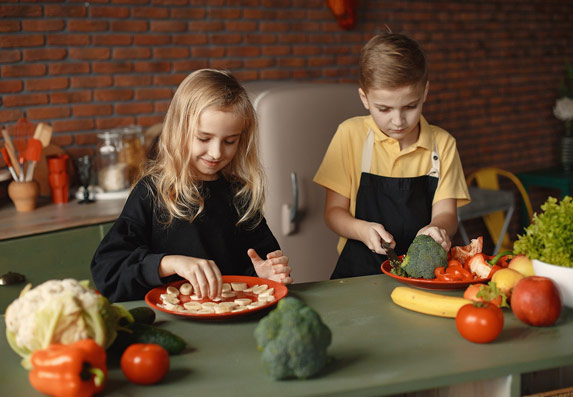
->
[29,339,107,397]
[326,0,360,30]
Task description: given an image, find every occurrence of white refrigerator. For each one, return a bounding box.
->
[245,82,368,283]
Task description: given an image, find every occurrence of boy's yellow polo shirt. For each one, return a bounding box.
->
[314,114,470,253]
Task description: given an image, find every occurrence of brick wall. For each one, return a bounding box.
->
[1,0,572,248]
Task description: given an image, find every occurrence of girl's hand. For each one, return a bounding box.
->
[358,222,395,254]
[248,249,293,285]
[417,226,451,252]
[159,255,222,299]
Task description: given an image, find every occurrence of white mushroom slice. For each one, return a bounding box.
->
[166,286,179,295]
[231,282,248,291]
[247,301,266,309]
[259,287,274,296]
[243,286,255,293]
[234,298,252,306]
[212,296,222,302]
[160,294,180,305]
[179,283,193,295]
[190,294,202,301]
[196,308,215,314]
[221,291,237,298]
[222,283,232,292]
[252,284,269,294]
[232,306,248,312]
[201,302,218,308]
[183,301,202,311]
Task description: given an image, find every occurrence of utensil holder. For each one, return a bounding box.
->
[8,180,39,212]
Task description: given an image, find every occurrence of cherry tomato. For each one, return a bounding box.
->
[456,302,504,343]
[121,343,170,385]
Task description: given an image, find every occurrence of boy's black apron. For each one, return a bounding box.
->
[331,129,440,279]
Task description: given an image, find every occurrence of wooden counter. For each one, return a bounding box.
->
[2,275,572,396]
[0,197,125,241]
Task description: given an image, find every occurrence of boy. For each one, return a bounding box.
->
[313,33,470,279]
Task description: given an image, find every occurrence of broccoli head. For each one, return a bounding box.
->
[254,297,332,380]
[400,234,447,279]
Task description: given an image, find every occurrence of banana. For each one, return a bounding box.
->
[390,286,473,318]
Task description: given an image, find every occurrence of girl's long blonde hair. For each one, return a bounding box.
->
[143,69,264,227]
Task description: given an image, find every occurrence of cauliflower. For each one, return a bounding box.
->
[254,297,332,380]
[5,279,132,368]
[399,235,448,279]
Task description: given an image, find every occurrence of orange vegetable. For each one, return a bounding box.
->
[29,339,107,397]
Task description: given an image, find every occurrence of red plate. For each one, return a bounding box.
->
[145,275,288,319]
[381,259,491,290]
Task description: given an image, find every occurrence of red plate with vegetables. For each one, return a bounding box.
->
[381,259,491,290]
[381,237,511,290]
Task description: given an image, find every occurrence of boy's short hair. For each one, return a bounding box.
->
[359,33,428,93]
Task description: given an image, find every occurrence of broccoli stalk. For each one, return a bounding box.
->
[399,235,448,279]
[254,297,332,380]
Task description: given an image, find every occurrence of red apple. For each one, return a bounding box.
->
[511,276,562,327]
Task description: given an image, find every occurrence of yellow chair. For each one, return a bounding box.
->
[466,167,533,251]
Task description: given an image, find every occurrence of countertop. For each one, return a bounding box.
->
[2,275,572,396]
[0,197,125,240]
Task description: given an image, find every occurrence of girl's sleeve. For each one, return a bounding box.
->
[90,180,166,302]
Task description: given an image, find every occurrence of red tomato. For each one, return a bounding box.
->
[456,302,504,343]
[121,343,170,385]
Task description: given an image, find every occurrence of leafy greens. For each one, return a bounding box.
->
[514,196,573,267]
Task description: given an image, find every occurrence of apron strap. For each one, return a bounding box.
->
[361,129,375,173]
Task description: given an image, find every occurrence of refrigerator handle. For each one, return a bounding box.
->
[281,172,298,235]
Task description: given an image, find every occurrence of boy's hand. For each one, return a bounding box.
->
[248,249,293,285]
[417,226,451,252]
[159,255,222,299]
[359,222,395,255]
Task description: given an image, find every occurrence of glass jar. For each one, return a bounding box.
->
[118,125,145,184]
[95,131,129,192]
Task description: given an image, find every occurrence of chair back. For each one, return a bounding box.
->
[466,167,533,251]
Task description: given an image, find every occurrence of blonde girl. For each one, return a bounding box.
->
[91,69,292,302]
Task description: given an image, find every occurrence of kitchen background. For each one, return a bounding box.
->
[1,0,573,250]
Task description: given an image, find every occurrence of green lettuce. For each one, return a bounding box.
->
[514,196,573,267]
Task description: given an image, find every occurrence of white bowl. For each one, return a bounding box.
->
[532,259,573,309]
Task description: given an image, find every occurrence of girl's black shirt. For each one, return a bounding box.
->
[90,176,280,302]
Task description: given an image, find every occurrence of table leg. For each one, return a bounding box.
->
[495,204,514,255]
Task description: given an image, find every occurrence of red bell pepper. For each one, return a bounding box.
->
[29,339,107,397]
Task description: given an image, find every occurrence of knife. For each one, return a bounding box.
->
[381,240,401,268]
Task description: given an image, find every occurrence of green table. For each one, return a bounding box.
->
[2,275,572,396]
[517,168,573,199]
